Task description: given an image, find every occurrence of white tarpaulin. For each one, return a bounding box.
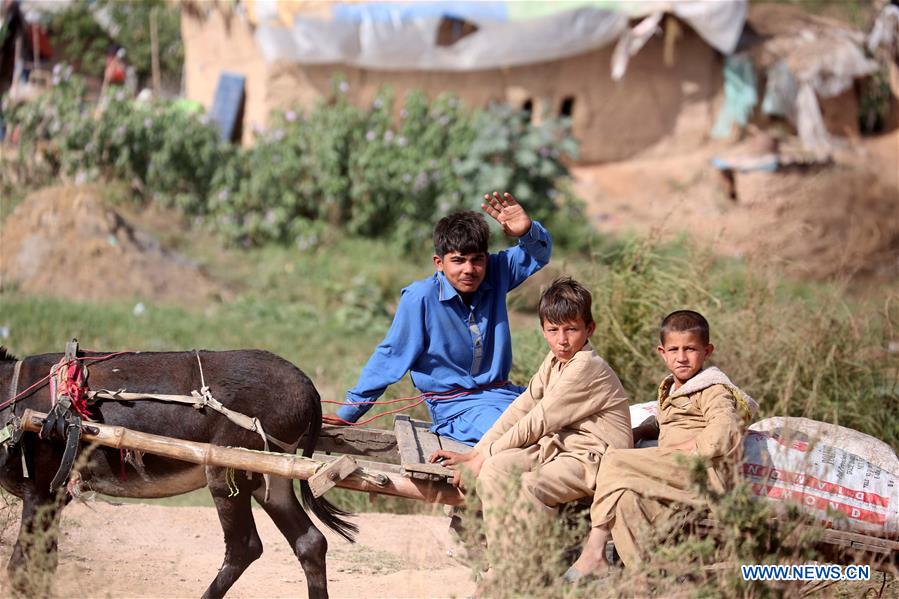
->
[253,0,747,71]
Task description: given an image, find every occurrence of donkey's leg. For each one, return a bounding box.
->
[252,476,329,599]
[201,466,263,599]
[7,486,64,596]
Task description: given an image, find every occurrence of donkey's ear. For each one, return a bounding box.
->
[0,347,16,361]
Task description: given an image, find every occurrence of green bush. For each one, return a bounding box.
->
[4,74,232,210]
[213,80,580,248]
[4,74,580,249]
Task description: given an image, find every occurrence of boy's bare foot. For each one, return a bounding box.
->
[565,526,611,581]
[564,555,609,582]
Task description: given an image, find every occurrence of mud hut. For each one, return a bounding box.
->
[180,0,748,163]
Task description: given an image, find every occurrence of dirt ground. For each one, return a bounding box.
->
[0,501,475,598]
[573,131,899,281]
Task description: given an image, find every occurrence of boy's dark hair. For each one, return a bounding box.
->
[433,211,490,257]
[659,310,710,346]
[539,277,594,326]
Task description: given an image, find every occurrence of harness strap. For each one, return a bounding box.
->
[88,389,297,452]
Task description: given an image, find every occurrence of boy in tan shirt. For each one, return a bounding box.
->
[567,310,756,579]
[430,277,633,546]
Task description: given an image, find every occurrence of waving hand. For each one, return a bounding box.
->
[481,192,532,238]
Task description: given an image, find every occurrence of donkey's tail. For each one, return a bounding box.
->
[298,412,358,543]
[299,481,358,543]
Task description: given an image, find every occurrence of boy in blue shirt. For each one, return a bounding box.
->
[336,192,553,444]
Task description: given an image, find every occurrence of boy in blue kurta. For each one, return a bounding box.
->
[336,192,552,444]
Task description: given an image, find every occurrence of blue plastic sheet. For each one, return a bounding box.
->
[711,54,758,139]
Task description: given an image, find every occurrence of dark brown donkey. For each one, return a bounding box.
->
[0,347,355,598]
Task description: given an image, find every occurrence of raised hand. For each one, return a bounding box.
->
[481,191,532,238]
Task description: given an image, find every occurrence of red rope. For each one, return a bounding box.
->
[322,381,510,428]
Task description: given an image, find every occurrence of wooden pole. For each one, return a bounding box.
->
[149,6,161,96]
[30,22,39,72]
[20,409,463,506]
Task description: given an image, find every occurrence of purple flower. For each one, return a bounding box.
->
[114,90,125,102]
[273,129,285,141]
[438,115,450,126]
[338,81,349,93]
[373,98,383,109]
[383,130,394,143]
[285,110,298,123]
[397,136,407,147]
[217,190,230,202]
[144,117,152,129]
[365,130,376,142]
[539,147,550,158]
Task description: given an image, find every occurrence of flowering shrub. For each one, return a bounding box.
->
[4,72,232,211]
[217,81,580,247]
[5,74,580,247]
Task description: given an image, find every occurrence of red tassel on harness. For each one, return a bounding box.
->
[51,357,92,419]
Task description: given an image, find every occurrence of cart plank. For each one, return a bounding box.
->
[318,424,399,463]
[394,415,470,478]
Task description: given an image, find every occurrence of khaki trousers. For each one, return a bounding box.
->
[476,445,596,550]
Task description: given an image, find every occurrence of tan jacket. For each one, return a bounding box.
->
[657,366,747,461]
[474,343,633,463]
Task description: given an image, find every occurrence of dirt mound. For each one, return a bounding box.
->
[574,132,899,281]
[727,162,899,279]
[0,186,223,306]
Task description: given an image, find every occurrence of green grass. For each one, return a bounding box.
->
[1,202,897,517]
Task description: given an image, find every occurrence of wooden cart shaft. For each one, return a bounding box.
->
[20,409,464,506]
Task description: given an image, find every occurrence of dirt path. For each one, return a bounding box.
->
[0,502,475,598]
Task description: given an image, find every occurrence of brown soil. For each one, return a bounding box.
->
[573,131,899,280]
[0,185,224,307]
[0,502,474,598]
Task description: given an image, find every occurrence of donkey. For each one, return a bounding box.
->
[0,347,355,598]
